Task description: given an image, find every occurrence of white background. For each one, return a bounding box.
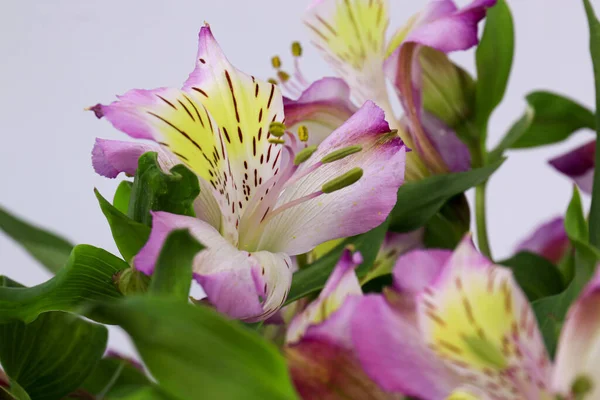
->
[1,0,598,355]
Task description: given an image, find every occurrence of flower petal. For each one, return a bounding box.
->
[552,268,600,397]
[304,0,390,104]
[419,112,471,173]
[286,249,362,343]
[257,101,406,255]
[134,211,292,321]
[418,237,552,397]
[514,217,570,264]
[283,77,357,147]
[392,248,452,294]
[352,294,460,398]
[549,140,595,194]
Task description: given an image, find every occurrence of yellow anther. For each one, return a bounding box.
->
[297,125,309,142]
[292,41,303,57]
[271,55,282,69]
[268,138,285,145]
[277,70,290,83]
[268,78,278,85]
[269,121,286,137]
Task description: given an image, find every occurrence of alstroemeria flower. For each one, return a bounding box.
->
[290,0,493,179]
[549,140,595,194]
[284,250,394,399]
[352,236,600,399]
[515,217,570,265]
[91,26,406,321]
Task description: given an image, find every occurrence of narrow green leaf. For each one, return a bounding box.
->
[113,181,133,214]
[1,379,30,400]
[96,189,151,263]
[389,159,504,232]
[565,186,588,243]
[474,0,515,136]
[499,252,564,301]
[128,152,200,225]
[423,194,470,250]
[286,220,388,304]
[501,92,595,150]
[583,0,600,248]
[0,206,73,274]
[0,246,127,323]
[90,297,298,400]
[149,230,204,301]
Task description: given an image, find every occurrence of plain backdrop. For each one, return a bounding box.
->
[1,0,598,356]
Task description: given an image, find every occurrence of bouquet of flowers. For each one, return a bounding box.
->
[2,0,600,399]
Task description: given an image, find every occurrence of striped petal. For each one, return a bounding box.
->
[304,0,390,105]
[283,77,357,148]
[418,236,552,398]
[552,268,600,398]
[514,217,570,264]
[549,140,595,194]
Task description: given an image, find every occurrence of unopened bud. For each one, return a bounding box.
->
[297,125,309,142]
[269,121,286,137]
[271,55,282,69]
[294,145,318,165]
[321,145,362,164]
[322,168,363,193]
[114,268,150,296]
[291,41,303,57]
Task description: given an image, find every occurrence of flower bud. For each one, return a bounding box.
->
[114,267,150,295]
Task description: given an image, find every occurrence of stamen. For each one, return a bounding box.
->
[269,122,286,137]
[268,138,285,145]
[268,78,278,85]
[271,56,282,69]
[321,145,363,164]
[322,168,363,193]
[291,41,303,57]
[572,376,593,398]
[260,191,323,225]
[297,125,309,142]
[277,70,291,83]
[294,145,318,165]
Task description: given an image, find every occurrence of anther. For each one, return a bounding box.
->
[294,145,318,165]
[321,145,363,164]
[271,56,282,69]
[268,78,278,85]
[297,125,309,142]
[291,41,303,57]
[277,71,291,82]
[268,138,285,145]
[322,168,363,193]
[572,375,593,398]
[269,121,286,137]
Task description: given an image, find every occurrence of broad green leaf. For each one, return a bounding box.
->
[0,278,108,400]
[499,92,595,150]
[96,189,151,263]
[389,159,504,232]
[102,386,173,400]
[474,0,514,136]
[128,152,200,225]
[0,246,127,323]
[499,252,564,301]
[423,194,470,250]
[286,220,389,304]
[584,0,600,248]
[149,230,204,301]
[80,357,152,398]
[0,206,73,274]
[90,297,298,400]
[0,379,30,400]
[113,181,133,215]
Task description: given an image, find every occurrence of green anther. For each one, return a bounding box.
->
[322,168,363,194]
[297,125,309,142]
[292,41,303,57]
[268,78,278,85]
[294,145,318,165]
[268,138,285,145]
[271,55,282,69]
[321,145,363,164]
[572,376,593,399]
[277,70,291,82]
[269,121,286,137]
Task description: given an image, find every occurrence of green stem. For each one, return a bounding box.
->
[475,182,492,259]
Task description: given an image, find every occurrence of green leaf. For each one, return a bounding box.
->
[286,220,389,305]
[583,0,600,248]
[96,189,151,263]
[474,0,514,136]
[128,152,200,225]
[0,206,73,274]
[0,246,127,323]
[113,181,133,215]
[565,186,588,243]
[1,379,31,400]
[499,92,595,151]
[90,297,298,400]
[423,194,470,250]
[389,159,504,232]
[149,230,204,301]
[0,279,108,400]
[499,252,564,301]
[80,357,151,398]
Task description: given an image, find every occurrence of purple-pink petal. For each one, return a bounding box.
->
[514,217,570,264]
[549,140,595,194]
[419,112,471,172]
